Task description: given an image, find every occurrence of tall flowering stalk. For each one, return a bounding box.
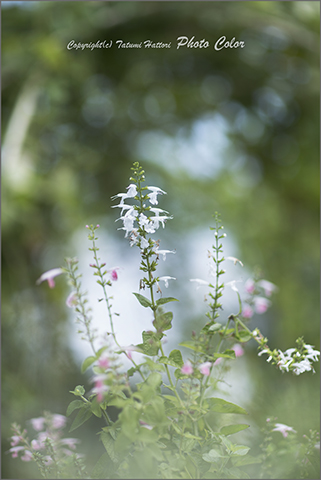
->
[12,161,319,480]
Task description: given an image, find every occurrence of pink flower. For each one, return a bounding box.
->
[245,278,255,294]
[242,305,253,319]
[181,360,193,375]
[30,417,45,432]
[31,439,44,450]
[9,446,25,458]
[231,344,244,357]
[253,296,271,314]
[97,355,110,370]
[51,414,67,430]
[199,362,212,376]
[214,357,222,366]
[66,291,77,308]
[21,450,33,462]
[257,279,278,297]
[272,423,296,438]
[109,267,120,281]
[60,438,80,450]
[10,435,22,447]
[92,374,109,402]
[36,268,63,289]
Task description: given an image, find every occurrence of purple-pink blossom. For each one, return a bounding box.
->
[181,360,193,375]
[231,344,244,357]
[257,279,278,297]
[245,278,255,294]
[254,296,271,314]
[272,423,296,438]
[242,304,253,319]
[21,450,33,462]
[30,417,45,432]
[9,446,25,458]
[66,291,77,308]
[36,268,63,289]
[199,362,212,376]
[51,414,67,430]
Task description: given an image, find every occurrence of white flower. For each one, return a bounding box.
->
[147,186,166,205]
[292,359,314,375]
[190,279,210,289]
[126,184,137,197]
[272,423,296,438]
[304,344,320,362]
[226,256,244,267]
[159,276,176,288]
[154,248,175,261]
[140,237,149,249]
[226,280,241,292]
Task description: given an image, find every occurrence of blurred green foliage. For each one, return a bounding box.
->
[2,1,319,478]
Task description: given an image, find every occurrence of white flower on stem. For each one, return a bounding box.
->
[126,184,137,197]
[190,279,210,289]
[304,344,320,362]
[253,296,271,314]
[159,276,176,288]
[292,358,314,375]
[155,248,176,261]
[147,186,166,205]
[257,279,278,297]
[226,280,241,292]
[277,350,293,372]
[199,362,212,376]
[272,423,296,438]
[140,237,149,250]
[111,203,134,215]
[226,256,244,267]
[36,268,63,289]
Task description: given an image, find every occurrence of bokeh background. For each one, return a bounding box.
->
[2,1,319,478]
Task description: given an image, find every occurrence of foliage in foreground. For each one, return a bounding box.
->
[9,163,320,479]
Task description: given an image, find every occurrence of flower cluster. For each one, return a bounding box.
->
[91,338,129,403]
[255,333,320,375]
[242,277,278,319]
[9,413,80,466]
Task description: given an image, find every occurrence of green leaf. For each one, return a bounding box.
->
[90,397,102,417]
[146,372,162,388]
[133,292,152,308]
[69,405,93,432]
[213,349,236,360]
[169,349,184,367]
[235,330,253,343]
[153,311,173,332]
[206,398,248,415]
[69,385,85,397]
[179,341,203,352]
[137,331,160,356]
[208,323,222,332]
[232,454,262,467]
[219,424,250,436]
[91,453,113,479]
[81,355,96,373]
[66,399,84,417]
[100,431,118,462]
[231,445,250,456]
[156,297,179,306]
[202,449,224,463]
